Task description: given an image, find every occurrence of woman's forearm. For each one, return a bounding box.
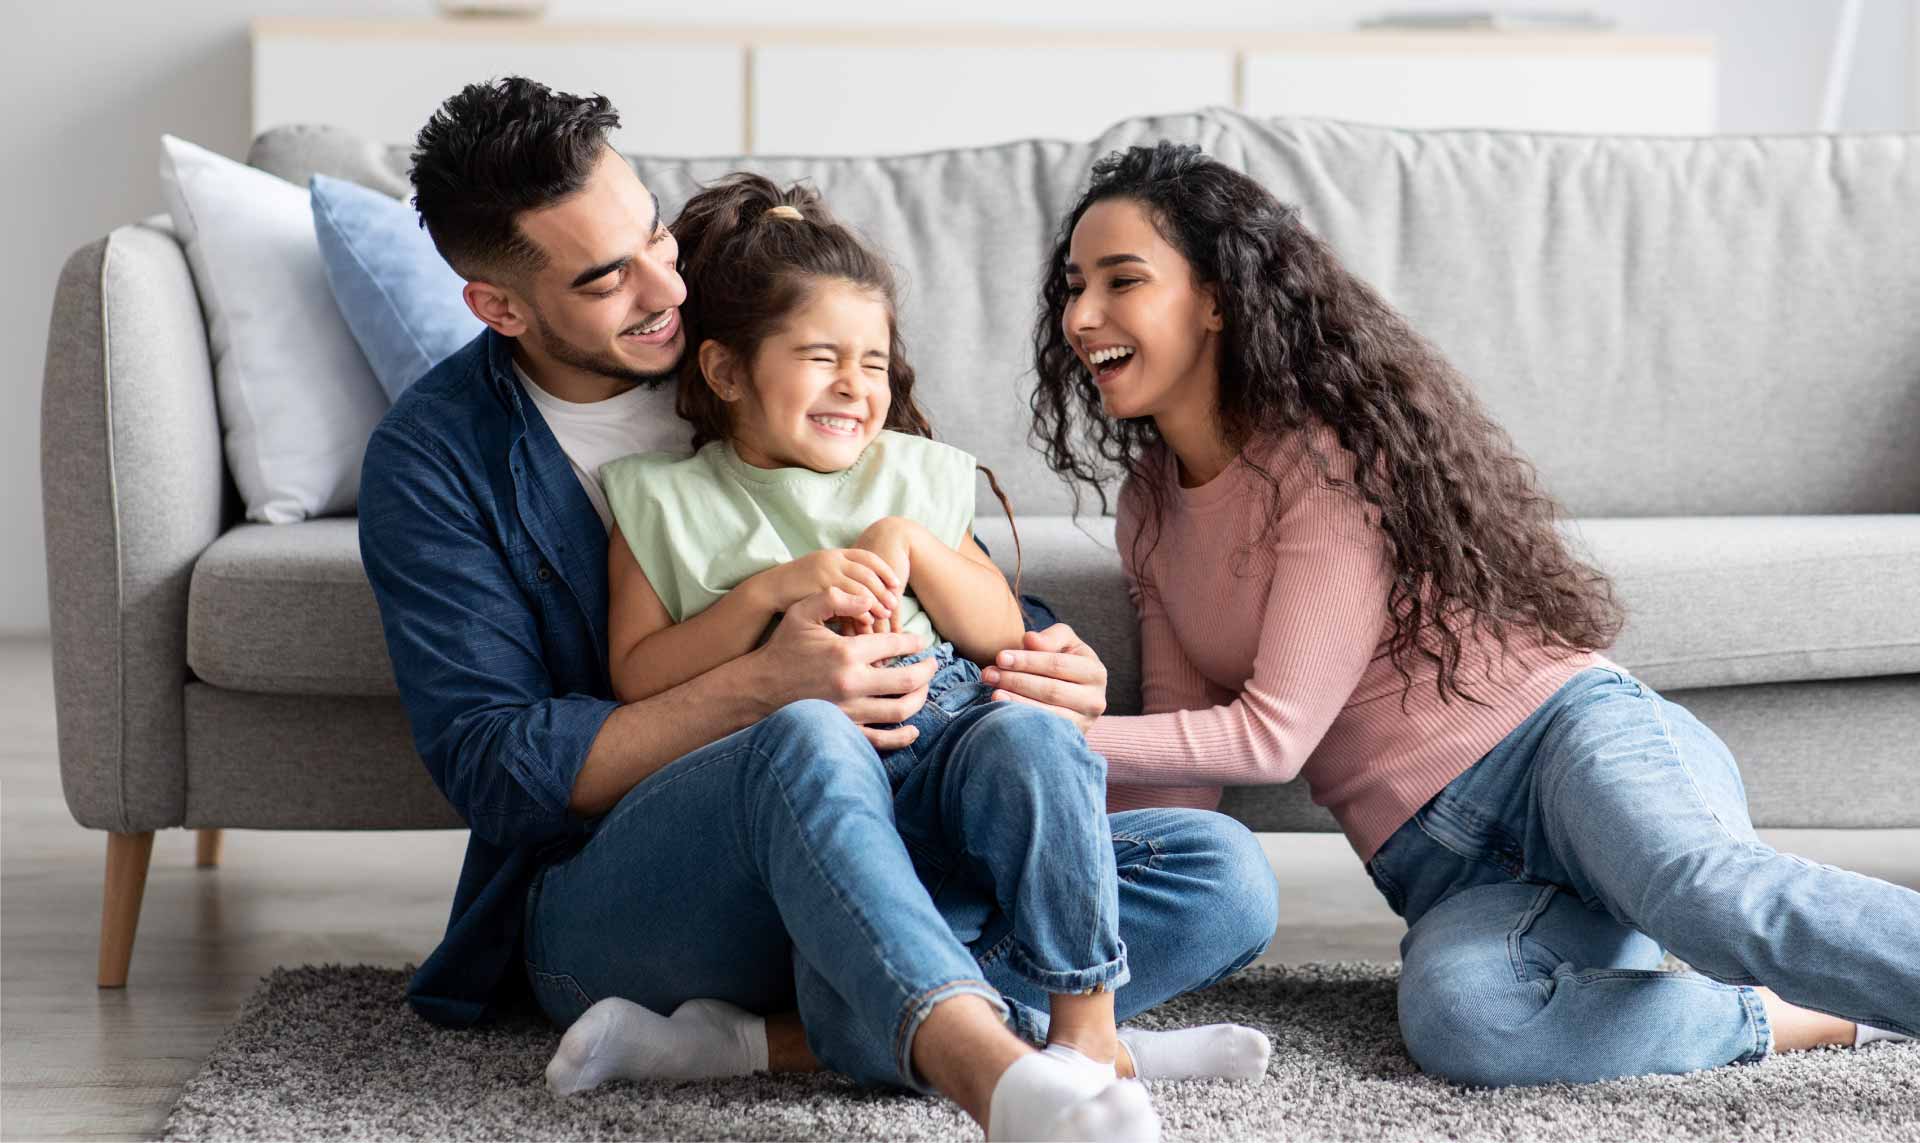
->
[612,576,779,702]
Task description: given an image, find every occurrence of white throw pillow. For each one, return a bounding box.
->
[159,135,389,524]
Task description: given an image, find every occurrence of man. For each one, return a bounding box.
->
[359,77,1277,1139]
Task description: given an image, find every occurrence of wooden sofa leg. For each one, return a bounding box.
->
[195,828,222,868]
[99,830,155,988]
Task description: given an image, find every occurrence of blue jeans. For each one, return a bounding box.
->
[522,650,1279,1090]
[1368,665,1920,1087]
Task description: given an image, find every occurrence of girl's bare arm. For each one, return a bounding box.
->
[856,517,1023,667]
[608,527,906,702]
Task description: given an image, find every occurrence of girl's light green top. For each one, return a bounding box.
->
[600,430,979,643]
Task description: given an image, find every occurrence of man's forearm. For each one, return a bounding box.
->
[612,577,779,702]
[569,650,778,817]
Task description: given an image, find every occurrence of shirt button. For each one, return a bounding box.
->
[537,565,553,582]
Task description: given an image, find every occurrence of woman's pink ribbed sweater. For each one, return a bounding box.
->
[1083,432,1600,862]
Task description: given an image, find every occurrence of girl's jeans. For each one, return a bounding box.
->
[523,647,1279,1090]
[1367,665,1920,1087]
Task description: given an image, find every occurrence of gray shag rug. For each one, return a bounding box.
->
[161,962,1920,1142]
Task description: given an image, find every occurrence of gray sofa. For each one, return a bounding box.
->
[44,108,1920,989]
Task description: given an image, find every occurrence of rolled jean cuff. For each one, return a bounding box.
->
[892,978,1010,1093]
[1006,939,1131,996]
[1004,997,1050,1046]
[1734,986,1773,1063]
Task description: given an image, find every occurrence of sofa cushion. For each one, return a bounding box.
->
[1221,111,1920,519]
[188,520,393,695]
[183,514,1147,701]
[186,513,1920,699]
[159,136,390,524]
[1579,515,1920,691]
[310,173,482,402]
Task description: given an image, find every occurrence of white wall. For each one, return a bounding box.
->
[6,0,1912,632]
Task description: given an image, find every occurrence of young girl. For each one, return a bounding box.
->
[1016,141,1918,1087]
[545,173,1270,1137]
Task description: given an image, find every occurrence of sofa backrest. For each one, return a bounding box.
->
[251,109,1920,519]
[1215,110,1920,517]
[253,113,1237,518]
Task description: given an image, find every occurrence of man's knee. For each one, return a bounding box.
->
[1154,813,1279,968]
[741,700,882,791]
[1202,818,1280,959]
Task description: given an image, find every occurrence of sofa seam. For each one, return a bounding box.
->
[100,235,131,834]
[1627,641,1920,668]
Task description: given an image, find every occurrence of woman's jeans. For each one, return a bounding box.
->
[1367,665,1920,1087]
[523,648,1279,1090]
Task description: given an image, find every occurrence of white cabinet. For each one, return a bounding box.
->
[1241,36,1715,134]
[252,22,1717,156]
[253,24,745,154]
[750,44,1233,156]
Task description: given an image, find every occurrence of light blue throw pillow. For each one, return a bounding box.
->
[311,174,483,402]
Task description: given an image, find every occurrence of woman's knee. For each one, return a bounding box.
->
[1396,970,1550,1087]
[1395,891,1562,1087]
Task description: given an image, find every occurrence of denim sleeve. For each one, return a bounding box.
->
[358,418,615,849]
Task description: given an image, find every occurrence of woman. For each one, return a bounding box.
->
[998,141,1918,1086]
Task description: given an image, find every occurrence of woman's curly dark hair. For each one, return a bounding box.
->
[1030,142,1621,705]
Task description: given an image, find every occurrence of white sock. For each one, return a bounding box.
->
[1118,1024,1271,1082]
[1042,1041,1119,1080]
[988,1051,1161,1142]
[1856,1022,1914,1048]
[545,997,769,1095]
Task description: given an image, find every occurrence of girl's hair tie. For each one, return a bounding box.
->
[763,204,804,222]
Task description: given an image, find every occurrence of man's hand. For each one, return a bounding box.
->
[753,587,937,749]
[980,623,1109,733]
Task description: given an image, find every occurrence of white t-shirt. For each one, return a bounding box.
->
[514,362,690,532]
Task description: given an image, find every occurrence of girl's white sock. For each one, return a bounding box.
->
[988,1051,1160,1143]
[1855,1022,1914,1048]
[1118,1024,1271,1082]
[545,996,768,1095]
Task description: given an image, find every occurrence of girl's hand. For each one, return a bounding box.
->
[759,549,902,632]
[851,517,923,632]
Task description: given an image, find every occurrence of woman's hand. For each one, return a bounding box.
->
[851,517,925,633]
[980,624,1109,732]
[755,549,902,634]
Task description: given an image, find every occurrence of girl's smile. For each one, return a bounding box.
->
[703,278,894,473]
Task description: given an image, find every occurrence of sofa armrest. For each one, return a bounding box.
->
[42,219,227,832]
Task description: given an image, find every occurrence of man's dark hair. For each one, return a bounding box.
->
[409,76,621,281]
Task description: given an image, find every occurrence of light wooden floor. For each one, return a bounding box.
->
[2,633,1915,1140]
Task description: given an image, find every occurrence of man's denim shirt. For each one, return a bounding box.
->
[360,328,1054,1028]
[360,329,619,1028]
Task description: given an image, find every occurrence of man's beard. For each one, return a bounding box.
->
[532,306,680,389]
